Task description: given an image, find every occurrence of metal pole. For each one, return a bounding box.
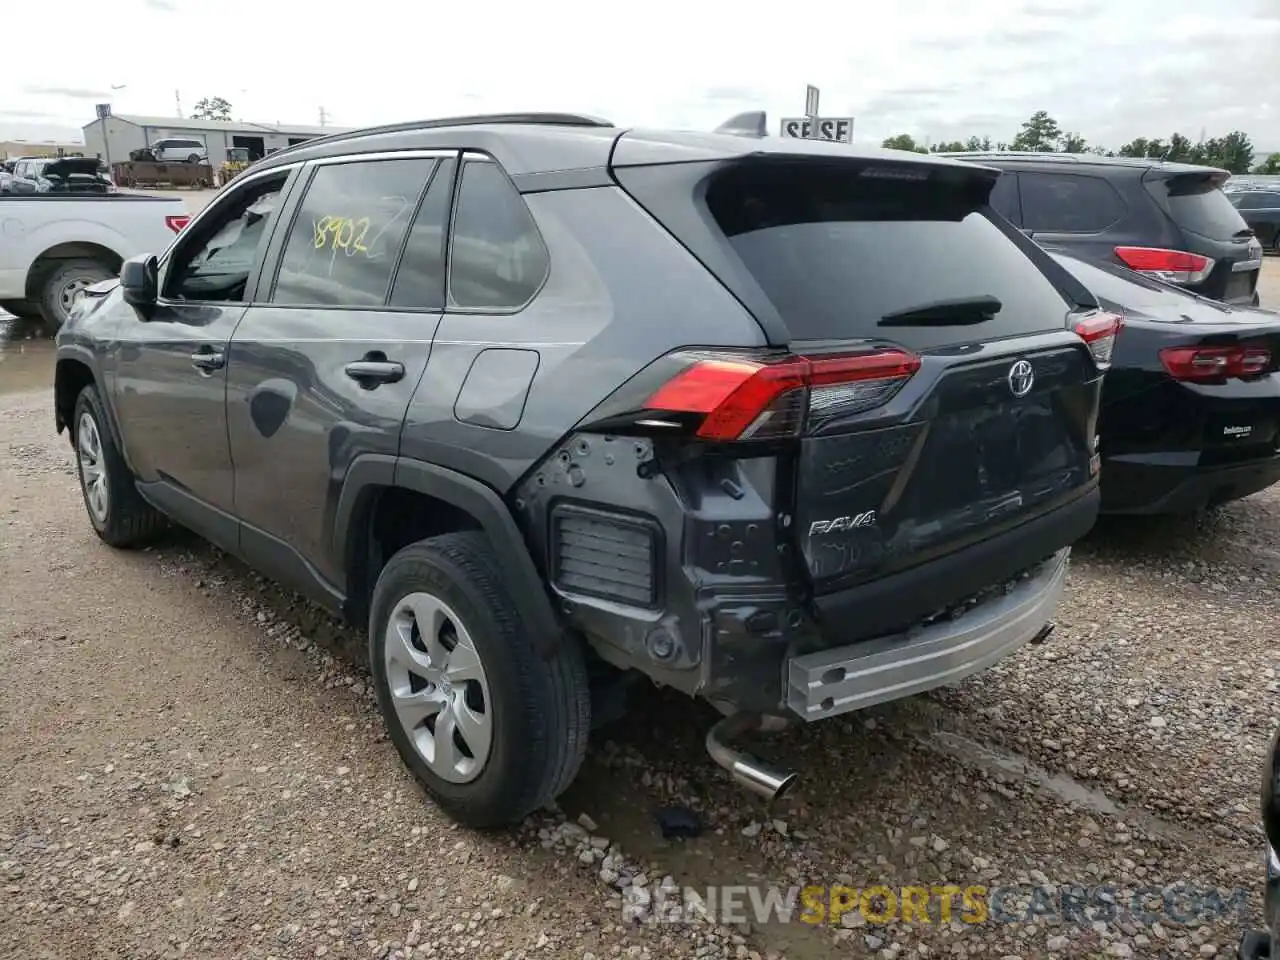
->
[101,117,112,174]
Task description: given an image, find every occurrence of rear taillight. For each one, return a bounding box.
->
[165,214,191,233]
[637,348,921,441]
[1114,246,1214,285]
[1159,343,1273,383]
[1073,311,1123,370]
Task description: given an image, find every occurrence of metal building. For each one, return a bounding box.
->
[80,114,353,169]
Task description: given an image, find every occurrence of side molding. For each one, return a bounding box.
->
[334,454,564,658]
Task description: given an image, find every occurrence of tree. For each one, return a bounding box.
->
[929,140,968,153]
[1010,111,1062,152]
[192,97,233,121]
[1059,132,1088,154]
[881,134,927,154]
[1255,153,1280,175]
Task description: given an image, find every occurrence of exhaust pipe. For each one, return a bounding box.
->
[705,712,798,802]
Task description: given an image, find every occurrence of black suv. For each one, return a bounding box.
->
[941,152,1265,306]
[53,113,1113,828]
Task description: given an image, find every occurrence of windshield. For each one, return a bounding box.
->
[704,162,1073,350]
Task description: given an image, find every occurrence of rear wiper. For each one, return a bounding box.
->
[879,295,1003,327]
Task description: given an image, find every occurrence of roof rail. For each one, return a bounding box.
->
[264,112,616,163]
[715,111,769,139]
[937,150,1092,163]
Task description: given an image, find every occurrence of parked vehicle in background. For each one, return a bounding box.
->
[1228,190,1280,253]
[7,157,116,195]
[1047,249,1280,514]
[942,152,1264,306]
[144,137,208,163]
[0,193,188,327]
[52,111,1114,828]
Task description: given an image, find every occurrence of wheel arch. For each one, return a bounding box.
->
[335,455,564,657]
[26,242,124,299]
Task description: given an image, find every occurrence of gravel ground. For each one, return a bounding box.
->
[1,264,1279,960]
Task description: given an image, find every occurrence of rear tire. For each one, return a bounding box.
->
[39,259,115,332]
[369,532,589,829]
[72,385,167,548]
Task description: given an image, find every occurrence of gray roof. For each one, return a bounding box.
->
[83,114,354,137]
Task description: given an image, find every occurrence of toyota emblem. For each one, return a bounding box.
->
[1007,360,1035,398]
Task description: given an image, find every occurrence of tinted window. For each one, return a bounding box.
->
[1019,172,1126,233]
[705,163,1074,350]
[448,160,548,309]
[166,175,286,302]
[989,173,1020,222]
[272,158,436,307]
[1048,252,1195,312]
[1152,176,1250,240]
[389,158,456,310]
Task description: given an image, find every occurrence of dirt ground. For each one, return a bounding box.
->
[1,259,1279,960]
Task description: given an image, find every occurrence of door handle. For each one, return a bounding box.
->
[190,348,225,372]
[344,359,405,387]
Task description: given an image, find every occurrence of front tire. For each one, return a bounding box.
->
[369,532,589,828]
[72,385,167,547]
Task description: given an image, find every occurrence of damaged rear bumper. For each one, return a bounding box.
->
[786,547,1069,721]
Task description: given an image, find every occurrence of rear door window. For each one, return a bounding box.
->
[703,162,1075,350]
[1019,172,1127,233]
[271,157,437,307]
[1148,175,1251,240]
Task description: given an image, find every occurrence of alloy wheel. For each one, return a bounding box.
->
[77,411,109,523]
[384,592,493,783]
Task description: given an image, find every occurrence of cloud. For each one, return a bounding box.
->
[22,85,111,100]
[1,0,1276,155]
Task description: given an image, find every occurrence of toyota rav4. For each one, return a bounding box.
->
[53,111,1114,827]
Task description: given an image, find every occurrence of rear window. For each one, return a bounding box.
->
[704,163,1074,350]
[1048,252,1197,313]
[1150,175,1250,240]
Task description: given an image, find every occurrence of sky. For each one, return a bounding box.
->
[5,0,1280,154]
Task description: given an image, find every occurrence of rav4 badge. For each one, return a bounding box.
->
[809,511,877,536]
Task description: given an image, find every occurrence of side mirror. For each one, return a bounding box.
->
[120,254,159,311]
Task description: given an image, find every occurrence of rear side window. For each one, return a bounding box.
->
[1149,175,1250,240]
[1019,172,1126,233]
[448,160,548,310]
[704,163,1074,350]
[272,157,436,307]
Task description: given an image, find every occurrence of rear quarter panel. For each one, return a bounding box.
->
[399,183,768,494]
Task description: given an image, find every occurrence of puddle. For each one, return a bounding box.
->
[0,316,54,392]
[0,314,54,396]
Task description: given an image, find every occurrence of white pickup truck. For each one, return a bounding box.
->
[0,194,190,329]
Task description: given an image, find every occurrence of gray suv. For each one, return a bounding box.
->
[53,112,1113,827]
